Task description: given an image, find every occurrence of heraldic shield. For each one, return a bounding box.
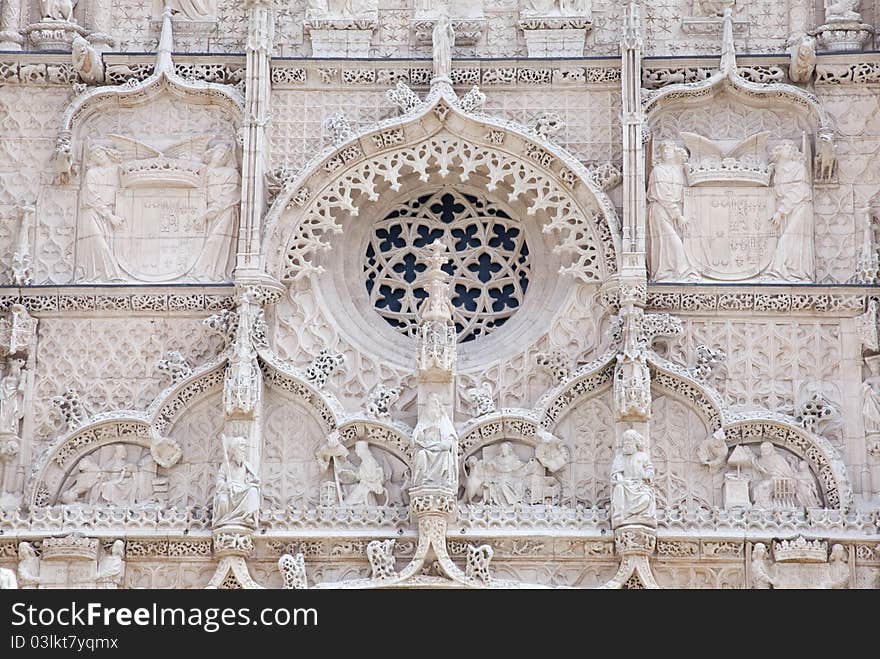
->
[106,134,212,282]
[114,187,207,282]
[682,186,777,281]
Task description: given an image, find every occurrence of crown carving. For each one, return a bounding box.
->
[41,534,100,561]
[772,536,828,563]
[119,156,203,189]
[681,131,772,187]
[686,158,772,187]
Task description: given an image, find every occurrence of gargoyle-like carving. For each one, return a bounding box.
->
[323,112,354,145]
[71,36,104,84]
[465,382,496,416]
[465,544,493,584]
[304,349,345,388]
[278,553,308,589]
[51,388,88,431]
[155,351,193,384]
[366,539,397,579]
[366,384,399,418]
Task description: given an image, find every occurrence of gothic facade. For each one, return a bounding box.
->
[0,0,878,589]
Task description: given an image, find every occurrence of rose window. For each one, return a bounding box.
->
[364,189,531,342]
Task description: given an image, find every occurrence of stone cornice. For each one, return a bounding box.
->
[0,285,235,315]
[646,284,869,316]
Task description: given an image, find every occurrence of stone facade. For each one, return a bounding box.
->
[0,0,878,590]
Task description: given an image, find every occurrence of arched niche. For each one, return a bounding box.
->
[162,391,224,508]
[262,103,621,374]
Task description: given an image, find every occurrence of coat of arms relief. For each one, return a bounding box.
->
[74,134,240,283]
[648,131,814,283]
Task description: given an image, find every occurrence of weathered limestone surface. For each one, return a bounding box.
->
[0,1,878,590]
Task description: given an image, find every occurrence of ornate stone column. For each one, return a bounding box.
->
[603,3,659,589]
[88,0,116,50]
[0,0,24,50]
[0,304,37,508]
[235,0,274,285]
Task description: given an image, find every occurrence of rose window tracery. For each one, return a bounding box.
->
[363,189,531,342]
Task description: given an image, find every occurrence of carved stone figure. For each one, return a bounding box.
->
[750,543,776,589]
[71,36,104,85]
[163,0,218,20]
[337,440,388,505]
[610,429,656,528]
[41,0,76,21]
[820,544,850,589]
[750,442,809,509]
[60,457,102,504]
[431,12,454,80]
[0,567,16,589]
[795,460,821,508]
[461,455,486,503]
[695,0,734,16]
[765,142,814,282]
[155,351,193,384]
[213,435,260,529]
[17,542,40,588]
[0,358,26,436]
[51,388,88,430]
[96,540,125,588]
[521,0,589,15]
[787,33,816,83]
[698,430,729,471]
[825,0,861,22]
[483,442,530,505]
[315,430,350,504]
[862,355,880,439]
[190,142,239,281]
[647,142,697,281]
[534,428,569,473]
[466,382,495,416]
[411,393,458,489]
[77,145,124,282]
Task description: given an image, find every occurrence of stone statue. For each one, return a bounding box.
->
[41,0,76,21]
[315,430,350,504]
[610,429,656,528]
[163,0,218,20]
[795,460,820,508]
[0,567,17,589]
[0,358,26,436]
[71,36,104,85]
[98,445,136,506]
[750,441,809,509]
[750,542,776,589]
[821,544,850,589]
[765,142,814,282]
[60,456,102,504]
[213,435,260,529]
[77,145,124,282]
[534,428,569,473]
[96,540,125,588]
[461,455,487,503]
[825,0,861,22]
[17,542,40,588]
[431,12,455,80]
[411,394,458,489]
[862,355,880,438]
[647,142,698,281]
[337,440,388,505]
[787,33,816,83]
[190,142,239,281]
[483,442,530,505]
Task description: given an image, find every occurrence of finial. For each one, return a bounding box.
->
[720,7,736,75]
[156,5,175,74]
[623,1,642,47]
